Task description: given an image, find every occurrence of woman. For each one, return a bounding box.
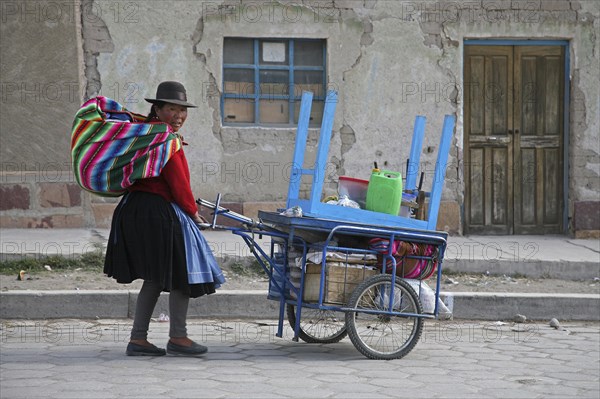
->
[104,81,223,357]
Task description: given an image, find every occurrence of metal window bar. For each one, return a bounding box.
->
[222,38,326,125]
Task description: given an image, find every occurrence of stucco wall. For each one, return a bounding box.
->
[1,1,83,166]
[1,0,598,235]
[0,0,86,227]
[92,0,459,212]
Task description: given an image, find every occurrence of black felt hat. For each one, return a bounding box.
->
[145,81,197,108]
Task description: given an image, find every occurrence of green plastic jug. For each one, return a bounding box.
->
[366,169,403,215]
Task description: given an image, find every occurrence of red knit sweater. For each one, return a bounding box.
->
[128,149,197,216]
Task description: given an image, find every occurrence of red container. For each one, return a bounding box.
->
[338,176,369,208]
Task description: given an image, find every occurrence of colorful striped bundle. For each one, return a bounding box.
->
[369,238,438,279]
[71,96,182,196]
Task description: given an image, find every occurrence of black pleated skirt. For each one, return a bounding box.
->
[104,191,216,298]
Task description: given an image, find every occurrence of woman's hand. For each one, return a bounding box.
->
[192,212,208,225]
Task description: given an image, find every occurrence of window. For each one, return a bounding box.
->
[222,38,326,127]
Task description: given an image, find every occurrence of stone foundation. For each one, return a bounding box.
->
[0,179,86,228]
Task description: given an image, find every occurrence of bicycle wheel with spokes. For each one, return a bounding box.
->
[287,304,347,343]
[345,274,423,360]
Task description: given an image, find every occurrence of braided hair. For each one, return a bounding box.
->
[144,101,166,122]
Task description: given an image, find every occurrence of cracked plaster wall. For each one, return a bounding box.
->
[3,0,597,232]
[90,0,461,204]
[76,0,600,230]
[93,0,367,203]
[0,2,82,166]
[0,0,87,228]
[193,1,365,201]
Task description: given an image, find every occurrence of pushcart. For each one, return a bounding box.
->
[195,90,455,359]
[197,196,448,360]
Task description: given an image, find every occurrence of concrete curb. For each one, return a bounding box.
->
[446,292,600,321]
[1,290,598,321]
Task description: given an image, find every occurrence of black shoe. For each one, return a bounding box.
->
[126,342,166,356]
[167,340,208,357]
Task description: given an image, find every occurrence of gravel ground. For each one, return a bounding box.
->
[2,267,599,294]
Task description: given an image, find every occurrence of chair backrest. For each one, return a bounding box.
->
[286,91,313,204]
[424,114,456,230]
[287,90,338,214]
[405,116,426,192]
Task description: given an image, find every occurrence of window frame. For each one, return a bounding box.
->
[222,37,327,127]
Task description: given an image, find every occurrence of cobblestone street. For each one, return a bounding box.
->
[1,318,599,398]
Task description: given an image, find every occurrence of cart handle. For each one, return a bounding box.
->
[196,195,263,229]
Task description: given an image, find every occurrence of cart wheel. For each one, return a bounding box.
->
[345,275,423,360]
[286,304,347,344]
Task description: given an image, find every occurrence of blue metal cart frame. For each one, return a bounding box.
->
[195,90,455,359]
[197,197,448,360]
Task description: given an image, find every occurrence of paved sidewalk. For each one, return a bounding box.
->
[1,229,599,321]
[2,228,599,279]
[1,318,599,399]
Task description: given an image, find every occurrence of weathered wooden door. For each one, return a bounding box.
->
[464,46,514,234]
[464,45,564,234]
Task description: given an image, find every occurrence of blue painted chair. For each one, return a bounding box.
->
[286,91,455,232]
[405,115,426,193]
